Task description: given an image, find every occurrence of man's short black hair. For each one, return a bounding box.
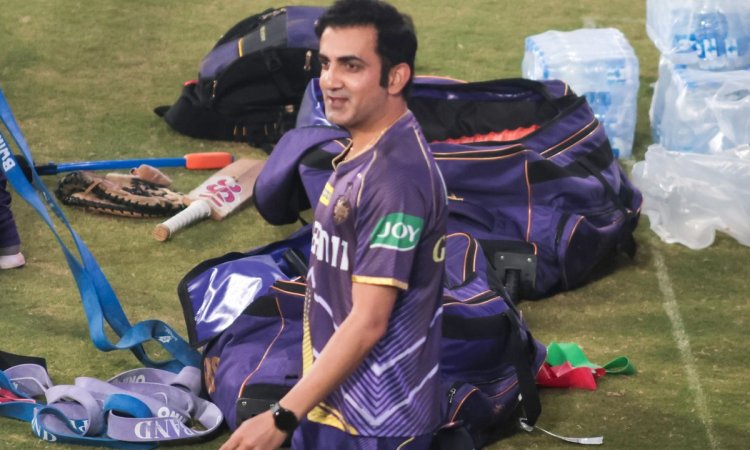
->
[315,0,417,97]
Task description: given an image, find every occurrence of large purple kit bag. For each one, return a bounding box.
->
[439,232,546,447]
[254,77,643,300]
[178,226,312,431]
[202,281,305,432]
[178,230,546,449]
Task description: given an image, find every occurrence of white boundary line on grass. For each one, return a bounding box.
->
[652,248,718,449]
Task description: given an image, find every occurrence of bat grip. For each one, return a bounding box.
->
[153,199,212,241]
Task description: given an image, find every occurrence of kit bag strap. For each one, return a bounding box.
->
[504,311,542,427]
[1,361,223,448]
[31,366,222,447]
[0,87,199,372]
[513,335,606,445]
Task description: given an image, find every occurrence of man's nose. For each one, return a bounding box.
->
[320,65,342,89]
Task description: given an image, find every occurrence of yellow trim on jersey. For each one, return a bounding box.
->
[307,403,359,435]
[319,182,334,206]
[301,317,313,373]
[332,141,352,168]
[352,275,408,290]
[302,289,314,373]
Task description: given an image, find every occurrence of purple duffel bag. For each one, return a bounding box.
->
[253,76,642,300]
[179,229,545,449]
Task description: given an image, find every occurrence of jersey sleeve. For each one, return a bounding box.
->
[352,174,428,290]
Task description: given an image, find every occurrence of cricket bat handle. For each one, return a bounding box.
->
[153,199,212,241]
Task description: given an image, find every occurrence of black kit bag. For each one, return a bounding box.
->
[154,6,325,151]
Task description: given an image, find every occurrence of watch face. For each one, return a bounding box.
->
[272,403,298,433]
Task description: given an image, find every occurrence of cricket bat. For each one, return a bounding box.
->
[153,158,265,241]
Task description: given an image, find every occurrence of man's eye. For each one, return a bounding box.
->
[346,63,360,71]
[320,61,330,70]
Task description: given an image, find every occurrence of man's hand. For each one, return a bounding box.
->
[219,410,287,450]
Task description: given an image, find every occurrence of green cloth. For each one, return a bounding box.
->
[546,342,636,375]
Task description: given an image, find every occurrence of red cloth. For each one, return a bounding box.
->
[0,388,35,404]
[536,362,606,390]
[432,125,540,144]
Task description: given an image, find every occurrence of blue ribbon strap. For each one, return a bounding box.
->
[0,87,199,371]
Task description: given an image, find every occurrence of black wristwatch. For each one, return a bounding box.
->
[270,402,298,434]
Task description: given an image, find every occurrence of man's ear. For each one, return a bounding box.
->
[387,63,411,96]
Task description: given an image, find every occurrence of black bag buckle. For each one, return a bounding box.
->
[479,239,537,303]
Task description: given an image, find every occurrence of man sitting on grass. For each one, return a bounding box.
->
[220,1,448,449]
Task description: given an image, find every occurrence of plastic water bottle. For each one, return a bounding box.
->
[522,28,639,159]
[691,0,730,70]
[585,92,612,124]
[672,9,695,55]
[706,81,750,147]
[646,0,750,71]
[646,0,699,64]
[717,0,750,69]
[649,56,750,153]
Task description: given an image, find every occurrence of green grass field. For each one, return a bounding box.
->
[1,0,748,448]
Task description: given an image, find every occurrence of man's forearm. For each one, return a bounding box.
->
[278,283,397,420]
[278,308,385,418]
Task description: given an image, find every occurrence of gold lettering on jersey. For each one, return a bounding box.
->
[311,221,350,270]
[432,235,446,262]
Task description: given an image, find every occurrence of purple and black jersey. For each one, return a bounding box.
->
[303,111,448,438]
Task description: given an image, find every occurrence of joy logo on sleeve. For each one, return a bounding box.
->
[370,213,423,251]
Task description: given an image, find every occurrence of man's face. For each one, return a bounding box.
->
[318,25,389,133]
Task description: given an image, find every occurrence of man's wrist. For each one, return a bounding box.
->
[270,402,299,434]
